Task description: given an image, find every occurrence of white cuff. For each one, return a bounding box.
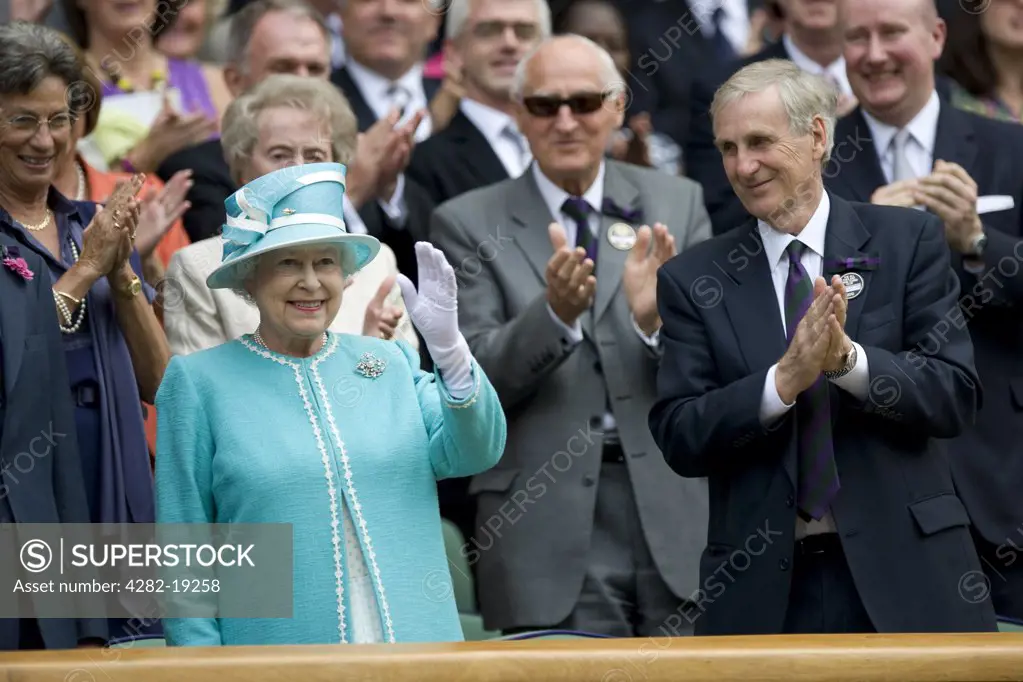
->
[547,303,583,344]
[342,195,369,235]
[829,341,869,400]
[632,315,660,348]
[760,364,795,426]
[378,173,407,226]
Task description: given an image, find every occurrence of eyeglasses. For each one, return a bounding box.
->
[471,20,540,41]
[521,93,607,118]
[3,112,76,136]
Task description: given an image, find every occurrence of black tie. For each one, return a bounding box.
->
[710,7,736,62]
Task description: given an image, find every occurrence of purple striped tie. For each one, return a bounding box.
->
[562,197,597,267]
[784,241,841,520]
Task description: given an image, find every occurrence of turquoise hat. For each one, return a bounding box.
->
[205,162,380,290]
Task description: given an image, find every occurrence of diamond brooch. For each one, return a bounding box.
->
[355,352,386,379]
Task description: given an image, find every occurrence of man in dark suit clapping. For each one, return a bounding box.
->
[825,0,1023,621]
[650,58,997,635]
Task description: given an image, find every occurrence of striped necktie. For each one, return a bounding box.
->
[784,240,841,520]
[562,197,597,268]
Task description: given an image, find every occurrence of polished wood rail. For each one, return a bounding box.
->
[2,634,1023,682]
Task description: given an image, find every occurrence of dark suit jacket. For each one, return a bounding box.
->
[685,40,790,235]
[330,66,441,280]
[0,235,107,649]
[406,110,509,211]
[824,103,1023,548]
[157,140,234,243]
[649,192,997,635]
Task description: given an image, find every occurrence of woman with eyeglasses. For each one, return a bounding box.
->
[0,22,170,645]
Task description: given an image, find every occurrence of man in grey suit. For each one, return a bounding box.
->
[431,34,712,637]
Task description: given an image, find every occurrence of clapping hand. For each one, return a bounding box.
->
[363,274,404,340]
[136,170,192,258]
[775,277,835,404]
[396,242,461,351]
[623,222,675,335]
[546,222,596,326]
[821,275,853,373]
[916,160,984,253]
[79,175,143,280]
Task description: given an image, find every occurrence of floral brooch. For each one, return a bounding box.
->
[1,245,33,282]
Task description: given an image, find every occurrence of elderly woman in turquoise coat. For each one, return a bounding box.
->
[154,162,506,646]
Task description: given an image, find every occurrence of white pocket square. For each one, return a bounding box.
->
[977,195,1014,215]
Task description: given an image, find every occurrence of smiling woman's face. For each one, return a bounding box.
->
[249,245,345,344]
[0,75,74,196]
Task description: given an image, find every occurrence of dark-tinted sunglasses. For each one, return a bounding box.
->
[522,92,607,117]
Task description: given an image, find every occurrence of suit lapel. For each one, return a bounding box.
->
[720,223,787,375]
[821,193,874,340]
[827,110,887,202]
[448,112,509,187]
[0,254,28,398]
[593,164,640,324]
[331,68,378,131]
[933,103,978,180]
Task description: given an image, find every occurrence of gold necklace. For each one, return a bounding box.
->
[17,209,53,232]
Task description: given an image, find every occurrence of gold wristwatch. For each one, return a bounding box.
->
[120,275,142,299]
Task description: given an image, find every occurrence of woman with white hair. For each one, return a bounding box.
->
[164,74,415,354]
[155,161,507,646]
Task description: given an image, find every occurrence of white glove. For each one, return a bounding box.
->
[397,242,474,397]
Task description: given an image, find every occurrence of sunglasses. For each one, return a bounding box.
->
[522,92,608,117]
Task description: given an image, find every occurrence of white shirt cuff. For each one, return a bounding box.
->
[342,194,369,236]
[377,173,407,226]
[760,363,795,426]
[547,303,583,344]
[631,315,660,347]
[829,341,869,400]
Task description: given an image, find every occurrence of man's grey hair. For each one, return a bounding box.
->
[711,59,838,164]
[226,0,331,70]
[0,22,86,111]
[510,34,620,102]
[444,0,552,41]
[221,74,359,187]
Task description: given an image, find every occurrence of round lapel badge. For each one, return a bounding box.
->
[607,222,637,251]
[841,272,865,299]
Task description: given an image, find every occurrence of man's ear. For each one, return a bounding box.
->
[223,64,244,99]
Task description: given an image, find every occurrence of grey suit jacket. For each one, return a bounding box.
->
[0,234,107,649]
[431,160,712,631]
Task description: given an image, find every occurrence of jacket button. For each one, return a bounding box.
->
[582,475,596,487]
[589,416,602,428]
[779,558,790,571]
[786,495,794,508]
[593,361,602,374]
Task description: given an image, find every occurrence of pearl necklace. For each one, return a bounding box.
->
[17,209,53,232]
[75,163,87,201]
[253,329,328,355]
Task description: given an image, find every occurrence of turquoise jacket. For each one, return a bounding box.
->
[154,332,506,646]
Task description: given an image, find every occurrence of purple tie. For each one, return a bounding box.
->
[784,241,841,520]
[562,197,597,267]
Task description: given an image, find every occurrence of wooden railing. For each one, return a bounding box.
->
[2,634,1023,681]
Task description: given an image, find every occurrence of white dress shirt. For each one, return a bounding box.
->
[344,58,433,142]
[690,0,750,56]
[326,13,346,70]
[459,98,532,178]
[531,161,658,436]
[757,191,870,537]
[861,90,941,183]
[782,34,853,98]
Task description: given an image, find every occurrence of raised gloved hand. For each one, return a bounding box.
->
[397,242,473,396]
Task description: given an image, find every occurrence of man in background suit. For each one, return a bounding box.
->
[0,235,106,650]
[158,0,419,255]
[407,0,548,209]
[650,59,995,635]
[627,0,757,150]
[432,35,712,637]
[328,0,444,279]
[687,0,852,235]
[825,0,1023,620]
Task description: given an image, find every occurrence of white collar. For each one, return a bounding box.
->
[344,58,425,102]
[459,98,518,144]
[782,34,852,97]
[757,190,831,266]
[531,161,606,222]
[861,89,941,157]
